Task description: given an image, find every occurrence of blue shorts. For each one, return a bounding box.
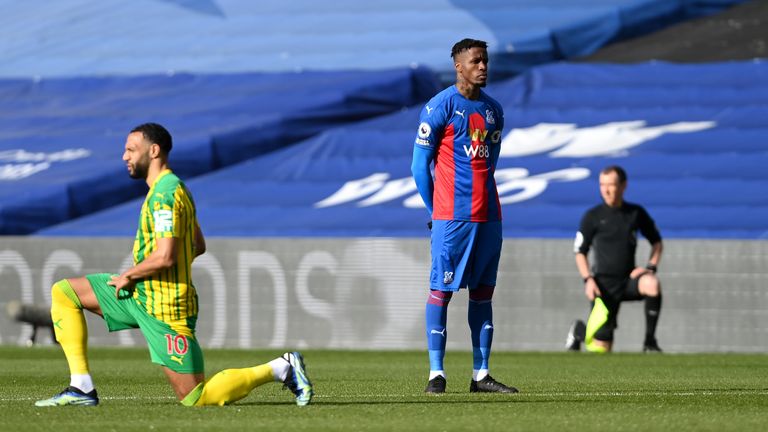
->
[430,220,502,292]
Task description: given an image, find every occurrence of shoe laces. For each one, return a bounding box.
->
[63,386,84,396]
[480,376,506,389]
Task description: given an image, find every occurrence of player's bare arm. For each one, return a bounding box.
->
[107,236,178,296]
[648,240,663,268]
[576,252,600,300]
[630,240,663,279]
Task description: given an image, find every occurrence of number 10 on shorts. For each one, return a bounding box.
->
[165,334,189,355]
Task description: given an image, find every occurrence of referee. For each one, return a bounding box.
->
[566,165,663,353]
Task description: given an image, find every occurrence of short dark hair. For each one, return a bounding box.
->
[451,38,488,59]
[601,165,627,183]
[131,123,172,155]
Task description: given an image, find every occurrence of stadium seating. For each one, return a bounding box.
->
[40,61,768,239]
[0,0,752,236]
[0,0,747,80]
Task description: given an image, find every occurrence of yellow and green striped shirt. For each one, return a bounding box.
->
[132,169,199,330]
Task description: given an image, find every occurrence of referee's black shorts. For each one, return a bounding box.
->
[591,274,644,341]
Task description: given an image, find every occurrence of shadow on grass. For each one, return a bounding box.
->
[234,396,596,407]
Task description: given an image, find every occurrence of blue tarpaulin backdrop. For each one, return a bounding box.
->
[39,61,768,239]
[0,68,440,234]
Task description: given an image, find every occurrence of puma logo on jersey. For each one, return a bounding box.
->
[455,110,465,119]
[426,105,434,114]
[170,355,184,365]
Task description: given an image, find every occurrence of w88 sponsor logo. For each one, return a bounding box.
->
[464,144,489,159]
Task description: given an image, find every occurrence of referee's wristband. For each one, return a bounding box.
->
[582,276,593,283]
[646,264,658,273]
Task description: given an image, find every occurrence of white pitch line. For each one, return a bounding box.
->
[1,395,177,402]
[313,390,768,398]
[5,390,766,403]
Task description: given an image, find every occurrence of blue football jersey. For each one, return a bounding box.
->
[413,85,504,221]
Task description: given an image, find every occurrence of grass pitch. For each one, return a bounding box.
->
[1,346,766,431]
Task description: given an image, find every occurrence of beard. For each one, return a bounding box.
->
[129,161,149,179]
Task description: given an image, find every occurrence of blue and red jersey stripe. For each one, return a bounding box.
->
[413,85,504,222]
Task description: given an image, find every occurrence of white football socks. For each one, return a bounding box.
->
[473,369,489,381]
[70,374,94,393]
[428,370,445,380]
[268,357,290,382]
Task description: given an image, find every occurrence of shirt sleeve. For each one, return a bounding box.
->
[490,104,504,167]
[413,98,448,150]
[574,210,594,255]
[149,188,181,238]
[637,206,662,244]
[495,102,505,134]
[411,99,447,215]
[411,145,435,214]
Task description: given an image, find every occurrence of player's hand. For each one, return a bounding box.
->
[629,266,649,279]
[584,277,600,301]
[108,274,135,299]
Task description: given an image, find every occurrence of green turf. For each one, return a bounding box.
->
[1,346,766,431]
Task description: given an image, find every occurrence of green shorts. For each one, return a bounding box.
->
[87,273,204,374]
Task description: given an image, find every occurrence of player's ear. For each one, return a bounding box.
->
[149,143,161,159]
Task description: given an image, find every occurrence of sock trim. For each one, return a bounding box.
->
[54,279,82,309]
[181,382,205,407]
[429,370,445,380]
[267,358,289,382]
